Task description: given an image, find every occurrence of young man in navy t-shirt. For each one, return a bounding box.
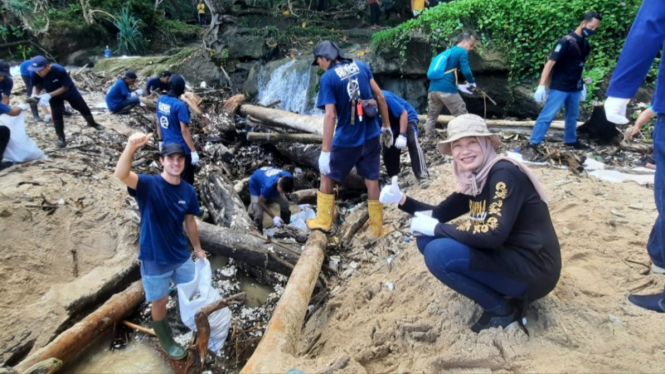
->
[114,132,205,359]
[0,61,13,105]
[106,71,141,114]
[307,40,392,238]
[248,166,294,232]
[28,55,105,148]
[18,59,41,121]
[156,74,199,185]
[381,90,429,183]
[144,71,171,96]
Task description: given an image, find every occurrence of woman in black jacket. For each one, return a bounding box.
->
[380,114,561,332]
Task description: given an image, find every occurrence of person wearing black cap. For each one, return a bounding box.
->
[106,71,142,114]
[144,71,171,96]
[307,40,392,239]
[156,74,199,185]
[114,131,205,360]
[0,60,13,105]
[28,55,104,148]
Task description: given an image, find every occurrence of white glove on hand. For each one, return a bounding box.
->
[129,92,138,98]
[318,151,331,175]
[38,93,51,107]
[191,151,200,165]
[580,85,587,102]
[394,134,407,149]
[604,97,630,125]
[468,82,477,91]
[457,83,473,95]
[379,176,403,204]
[409,212,439,237]
[298,204,311,211]
[18,103,28,111]
[44,114,52,122]
[272,216,284,227]
[158,141,163,152]
[533,85,548,103]
[380,127,394,149]
[135,88,145,96]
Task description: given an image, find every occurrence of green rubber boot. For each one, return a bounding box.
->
[152,319,187,360]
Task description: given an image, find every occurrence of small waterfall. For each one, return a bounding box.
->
[257,59,317,114]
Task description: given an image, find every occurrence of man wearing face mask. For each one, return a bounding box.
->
[523,11,602,161]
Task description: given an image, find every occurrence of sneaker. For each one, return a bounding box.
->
[471,306,520,333]
[627,292,665,313]
[521,143,543,162]
[564,141,590,150]
[0,161,13,170]
[652,263,665,274]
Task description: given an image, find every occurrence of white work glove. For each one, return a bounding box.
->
[44,114,52,122]
[533,85,548,103]
[30,93,40,99]
[18,103,28,111]
[191,151,200,165]
[158,141,163,152]
[468,82,477,91]
[580,85,587,102]
[129,92,138,98]
[272,216,284,227]
[394,134,407,149]
[318,151,331,175]
[457,83,473,95]
[379,176,403,204]
[380,127,394,149]
[38,93,51,107]
[135,88,144,96]
[409,212,439,236]
[604,97,630,125]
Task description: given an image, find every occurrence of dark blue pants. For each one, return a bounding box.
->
[110,96,140,114]
[648,115,665,268]
[416,237,527,313]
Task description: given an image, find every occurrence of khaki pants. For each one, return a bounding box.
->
[425,91,468,138]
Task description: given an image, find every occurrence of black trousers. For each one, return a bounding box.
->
[182,154,195,185]
[382,123,429,179]
[199,14,205,26]
[0,126,10,159]
[370,3,381,25]
[50,95,92,124]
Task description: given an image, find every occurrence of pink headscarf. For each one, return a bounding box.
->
[453,137,548,202]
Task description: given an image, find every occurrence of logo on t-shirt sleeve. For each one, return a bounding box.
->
[554,44,562,53]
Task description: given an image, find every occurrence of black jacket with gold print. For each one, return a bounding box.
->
[400,161,561,301]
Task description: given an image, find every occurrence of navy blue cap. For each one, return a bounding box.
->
[0,61,10,77]
[123,71,137,79]
[162,142,185,156]
[27,56,49,72]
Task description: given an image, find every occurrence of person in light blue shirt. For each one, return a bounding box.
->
[106,71,141,114]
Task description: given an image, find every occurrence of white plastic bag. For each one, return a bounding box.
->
[177,259,232,352]
[0,113,47,163]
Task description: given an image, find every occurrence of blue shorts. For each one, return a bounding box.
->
[328,136,380,181]
[140,259,195,302]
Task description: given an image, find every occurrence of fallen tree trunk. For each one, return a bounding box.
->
[246,132,323,144]
[288,188,318,204]
[239,105,324,135]
[13,281,145,373]
[197,219,301,276]
[200,174,254,231]
[240,231,328,374]
[417,114,582,130]
[274,143,366,190]
[339,205,369,248]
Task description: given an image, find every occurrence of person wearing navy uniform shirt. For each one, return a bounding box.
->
[144,71,171,96]
[156,74,199,185]
[248,166,294,232]
[28,55,104,148]
[18,59,41,121]
[602,0,665,312]
[106,71,141,114]
[0,61,13,106]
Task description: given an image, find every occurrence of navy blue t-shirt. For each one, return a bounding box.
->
[146,77,168,94]
[249,166,292,199]
[157,95,191,155]
[381,90,419,133]
[20,60,31,76]
[30,64,80,100]
[316,60,380,148]
[0,102,11,115]
[106,79,131,112]
[128,174,201,264]
[0,77,13,97]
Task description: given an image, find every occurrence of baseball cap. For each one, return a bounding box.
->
[123,71,137,79]
[160,70,172,77]
[27,56,49,72]
[0,61,10,77]
[161,142,185,156]
[312,40,350,66]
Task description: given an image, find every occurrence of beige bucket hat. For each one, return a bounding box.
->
[436,114,501,155]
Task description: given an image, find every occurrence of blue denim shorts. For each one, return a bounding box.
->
[140,259,195,302]
[328,136,380,181]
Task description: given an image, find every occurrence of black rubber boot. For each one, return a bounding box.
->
[54,120,66,148]
[83,115,105,131]
[29,102,41,122]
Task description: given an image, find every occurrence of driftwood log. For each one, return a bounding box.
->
[197,219,301,276]
[417,114,582,130]
[239,105,324,135]
[240,231,328,374]
[246,132,323,144]
[339,205,369,248]
[18,358,62,374]
[200,174,254,231]
[13,281,145,373]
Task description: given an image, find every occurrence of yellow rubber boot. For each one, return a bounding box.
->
[368,200,387,239]
[306,191,335,232]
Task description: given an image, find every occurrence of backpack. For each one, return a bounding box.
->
[427,49,454,80]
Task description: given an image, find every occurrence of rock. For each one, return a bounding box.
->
[66,49,102,67]
[369,33,430,76]
[468,48,508,73]
[227,35,279,60]
[611,209,626,217]
[36,24,107,62]
[629,203,644,210]
[562,228,571,235]
[375,76,428,113]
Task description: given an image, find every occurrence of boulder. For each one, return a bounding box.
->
[375,76,429,113]
[66,49,102,67]
[226,35,279,61]
[36,24,108,63]
[369,33,431,76]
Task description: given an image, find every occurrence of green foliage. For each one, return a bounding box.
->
[113,7,148,55]
[372,0,644,104]
[157,18,201,40]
